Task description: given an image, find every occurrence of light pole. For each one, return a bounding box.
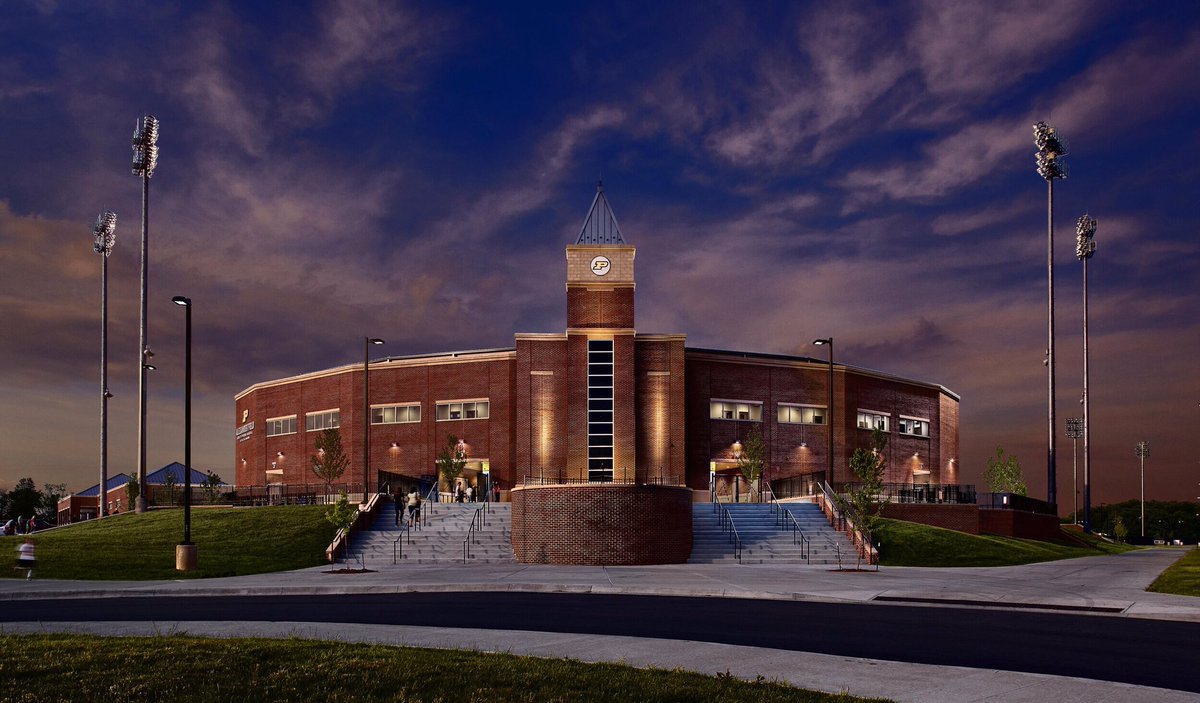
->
[813,338,834,488]
[171,296,196,570]
[363,337,385,500]
[1136,441,1149,538]
[1076,214,1096,532]
[1066,417,1083,525]
[93,212,117,518]
[1034,121,1067,510]
[132,114,159,513]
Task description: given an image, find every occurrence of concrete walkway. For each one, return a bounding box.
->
[2,548,1197,702]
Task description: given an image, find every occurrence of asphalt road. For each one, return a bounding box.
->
[8,592,1199,692]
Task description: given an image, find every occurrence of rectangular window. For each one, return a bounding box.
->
[587,339,615,482]
[777,404,825,425]
[265,415,297,437]
[305,409,340,432]
[435,400,489,421]
[709,400,762,422]
[857,410,890,432]
[371,403,421,425]
[898,416,930,437]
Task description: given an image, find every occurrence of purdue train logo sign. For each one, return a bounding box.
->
[590,255,611,276]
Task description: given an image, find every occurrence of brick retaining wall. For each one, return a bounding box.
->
[882,503,980,534]
[511,484,693,565]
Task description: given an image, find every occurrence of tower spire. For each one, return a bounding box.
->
[575,182,625,245]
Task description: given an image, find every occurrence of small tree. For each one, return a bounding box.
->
[735,426,767,502]
[162,470,178,505]
[311,429,350,503]
[1113,515,1128,543]
[983,447,1027,496]
[202,471,224,504]
[437,434,467,495]
[845,428,887,569]
[125,475,140,510]
[326,491,359,565]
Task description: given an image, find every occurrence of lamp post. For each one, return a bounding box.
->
[93,212,117,517]
[171,295,196,571]
[363,337,385,500]
[1076,214,1096,532]
[1136,441,1149,538]
[813,338,834,488]
[1034,121,1067,510]
[1065,417,1083,525]
[132,114,159,513]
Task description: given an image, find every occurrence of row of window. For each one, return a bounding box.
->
[587,339,615,482]
[264,400,490,437]
[709,400,929,437]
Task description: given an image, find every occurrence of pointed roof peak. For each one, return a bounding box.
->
[575,181,626,245]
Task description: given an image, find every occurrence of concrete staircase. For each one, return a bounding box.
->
[346,501,515,566]
[688,502,855,565]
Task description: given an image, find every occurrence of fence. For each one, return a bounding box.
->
[521,474,683,487]
[977,492,1057,515]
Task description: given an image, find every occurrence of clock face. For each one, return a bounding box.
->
[590,255,611,276]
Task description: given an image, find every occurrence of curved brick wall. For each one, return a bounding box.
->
[511,484,693,565]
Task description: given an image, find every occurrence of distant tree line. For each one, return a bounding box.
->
[1071,500,1200,544]
[1,478,66,526]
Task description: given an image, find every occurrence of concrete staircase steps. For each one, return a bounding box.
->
[688,502,856,566]
[346,502,516,566]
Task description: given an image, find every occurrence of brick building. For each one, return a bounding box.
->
[234,185,959,501]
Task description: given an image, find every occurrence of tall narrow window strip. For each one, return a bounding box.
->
[587,339,615,482]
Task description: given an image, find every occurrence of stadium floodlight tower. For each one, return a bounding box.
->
[1075,214,1096,532]
[93,211,117,517]
[1065,417,1083,525]
[1034,121,1067,510]
[132,114,159,513]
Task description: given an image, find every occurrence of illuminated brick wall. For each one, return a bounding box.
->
[510,484,693,564]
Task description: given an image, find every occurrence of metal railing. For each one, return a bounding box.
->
[821,480,875,567]
[977,492,1057,515]
[461,503,491,563]
[230,482,366,506]
[777,507,810,561]
[837,482,977,505]
[520,474,683,487]
[711,500,742,562]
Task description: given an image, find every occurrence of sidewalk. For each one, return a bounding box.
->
[2,549,1197,703]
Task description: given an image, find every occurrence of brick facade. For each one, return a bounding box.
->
[511,484,692,564]
[232,190,960,563]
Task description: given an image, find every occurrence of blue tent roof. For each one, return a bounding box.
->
[77,473,132,497]
[145,462,212,485]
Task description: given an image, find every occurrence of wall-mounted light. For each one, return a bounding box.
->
[390,442,398,449]
[800,442,807,448]
[277,451,284,458]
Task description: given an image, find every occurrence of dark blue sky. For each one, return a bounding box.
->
[1,0,1197,505]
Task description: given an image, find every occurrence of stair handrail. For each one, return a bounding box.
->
[778,506,810,561]
[462,505,486,563]
[820,480,876,565]
[423,482,438,516]
[392,521,413,564]
[716,503,742,562]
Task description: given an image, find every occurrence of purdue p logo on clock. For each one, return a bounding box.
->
[590,256,611,276]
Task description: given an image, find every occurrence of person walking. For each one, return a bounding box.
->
[16,537,35,579]
[394,489,404,527]
[492,481,500,503]
[406,488,420,528]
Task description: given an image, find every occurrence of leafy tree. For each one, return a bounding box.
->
[1113,515,1128,543]
[124,474,140,511]
[162,470,178,505]
[40,482,66,523]
[7,478,42,521]
[845,428,888,569]
[983,447,1027,496]
[311,429,350,503]
[735,426,767,502]
[437,434,467,495]
[202,471,224,504]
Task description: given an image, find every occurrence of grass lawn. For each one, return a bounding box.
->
[0,635,888,703]
[0,506,337,580]
[874,518,1137,568]
[1147,547,1200,596]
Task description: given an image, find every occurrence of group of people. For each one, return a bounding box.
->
[2,517,38,536]
[396,488,423,527]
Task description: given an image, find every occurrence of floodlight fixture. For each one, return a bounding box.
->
[132,115,160,178]
[1065,418,1084,438]
[1076,214,1096,260]
[93,211,117,256]
[1033,121,1068,181]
